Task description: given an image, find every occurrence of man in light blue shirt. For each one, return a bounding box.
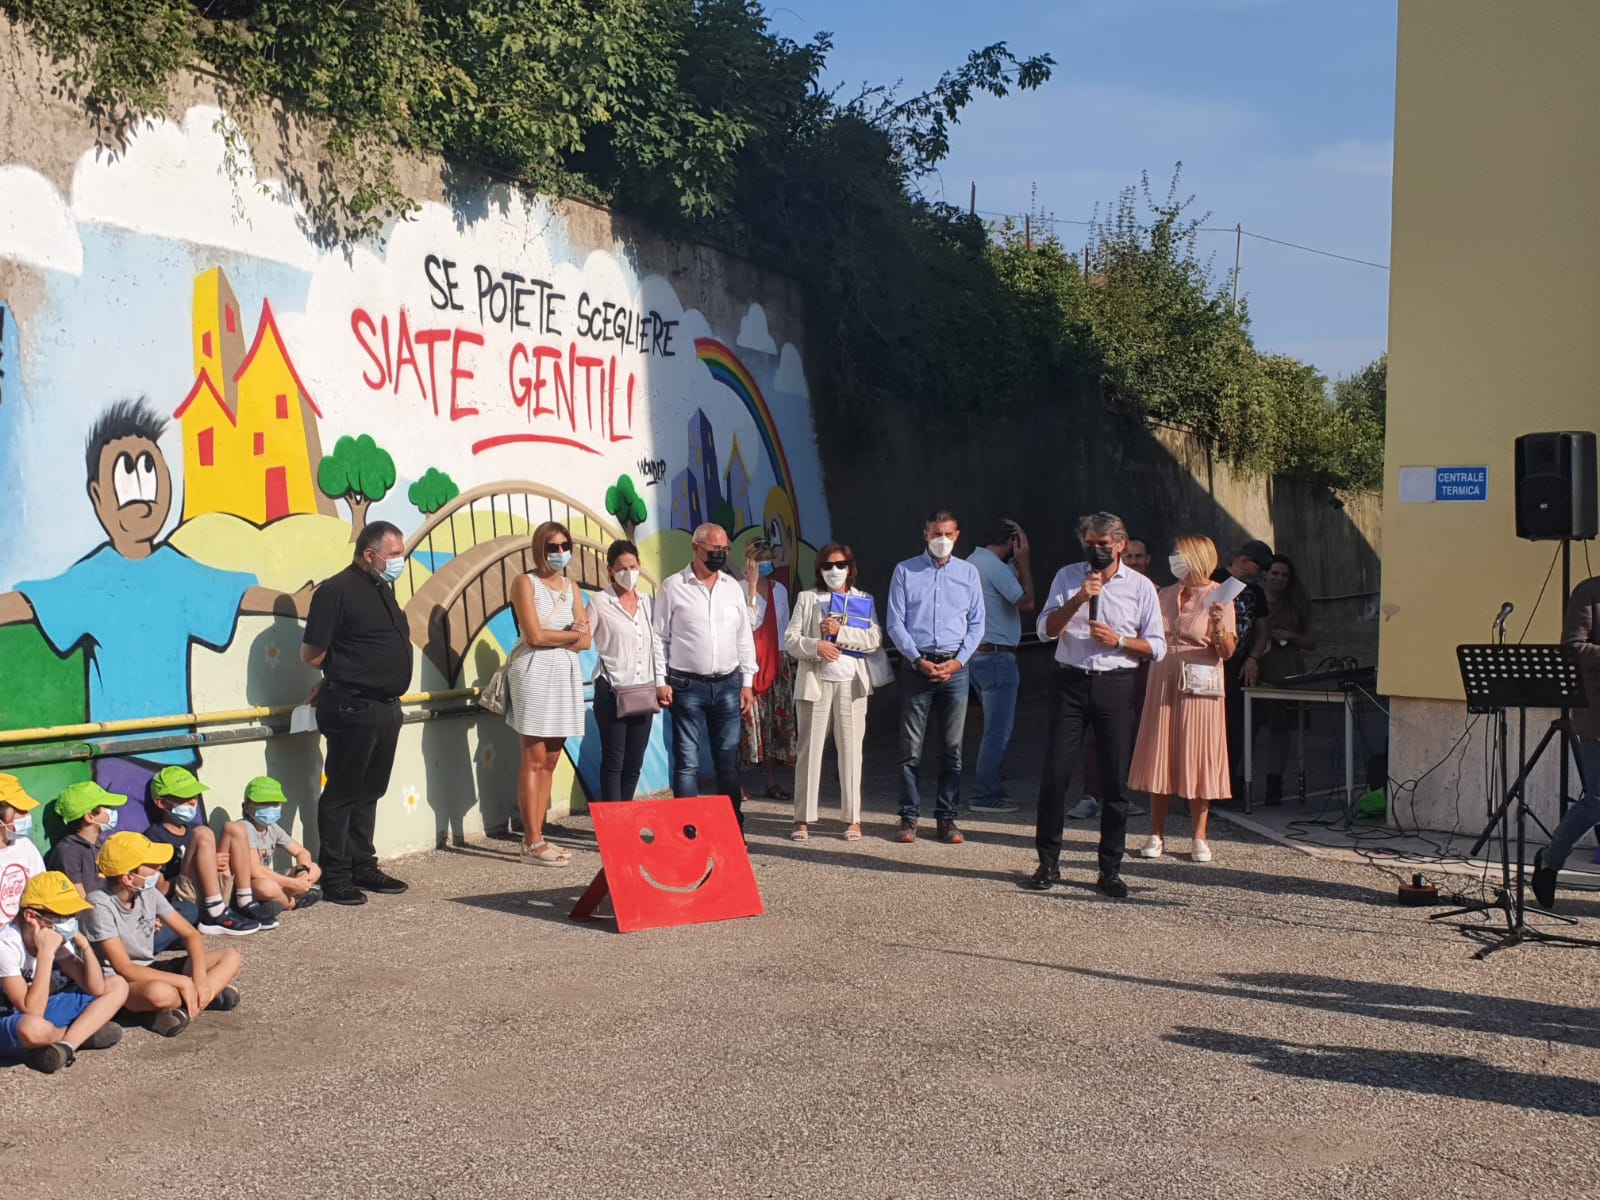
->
[966,519,1035,813]
[886,511,987,844]
[1027,512,1165,898]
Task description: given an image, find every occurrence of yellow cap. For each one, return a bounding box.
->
[19,871,93,916]
[96,831,175,878]
[0,773,40,813]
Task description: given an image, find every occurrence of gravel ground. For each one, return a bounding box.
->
[5,660,1598,1199]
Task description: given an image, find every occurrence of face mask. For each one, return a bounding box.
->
[5,813,32,842]
[380,556,405,583]
[169,803,198,824]
[822,567,849,590]
[1169,554,1191,579]
[758,561,775,578]
[703,549,729,572]
[136,871,161,891]
[252,806,283,827]
[928,536,955,559]
[1085,544,1115,571]
[51,917,79,942]
[546,551,572,571]
[613,569,640,591]
[101,808,119,831]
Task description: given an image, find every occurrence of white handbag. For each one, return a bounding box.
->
[477,639,531,714]
[865,648,896,689]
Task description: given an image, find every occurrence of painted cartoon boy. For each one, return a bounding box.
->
[0,399,309,829]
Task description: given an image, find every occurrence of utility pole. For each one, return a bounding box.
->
[1232,223,1242,312]
[970,182,976,215]
[1024,214,1032,250]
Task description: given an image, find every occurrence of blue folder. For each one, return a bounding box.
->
[827,593,875,657]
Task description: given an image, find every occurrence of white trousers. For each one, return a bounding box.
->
[794,681,868,824]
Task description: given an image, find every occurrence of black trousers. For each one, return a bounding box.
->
[1222,656,1244,796]
[594,676,655,801]
[1034,665,1137,878]
[316,691,402,886]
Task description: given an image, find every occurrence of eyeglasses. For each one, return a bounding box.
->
[546,541,571,553]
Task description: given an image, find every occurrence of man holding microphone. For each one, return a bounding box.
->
[1029,512,1165,896]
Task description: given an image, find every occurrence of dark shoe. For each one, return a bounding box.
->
[1096,873,1130,899]
[150,1008,191,1038]
[352,868,408,895]
[197,906,261,937]
[1532,849,1558,911]
[242,901,284,929]
[206,986,241,1012]
[323,882,368,906]
[1025,865,1060,891]
[82,1021,123,1051]
[293,885,323,911]
[25,1042,75,1073]
[936,820,965,845]
[897,818,918,844]
[1264,774,1284,807]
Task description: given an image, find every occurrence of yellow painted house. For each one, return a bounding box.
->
[176,267,332,524]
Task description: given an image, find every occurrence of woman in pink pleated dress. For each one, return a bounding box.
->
[1127,535,1237,862]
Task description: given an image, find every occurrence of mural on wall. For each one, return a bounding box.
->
[0,104,826,819]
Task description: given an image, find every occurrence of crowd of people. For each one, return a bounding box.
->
[0,507,1329,1074]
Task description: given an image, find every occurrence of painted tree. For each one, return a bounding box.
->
[408,467,460,515]
[710,498,738,539]
[605,473,648,541]
[318,433,396,541]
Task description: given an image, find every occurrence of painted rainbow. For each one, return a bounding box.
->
[695,337,798,536]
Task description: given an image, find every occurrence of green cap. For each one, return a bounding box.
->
[149,765,209,800]
[244,776,287,806]
[54,781,127,825]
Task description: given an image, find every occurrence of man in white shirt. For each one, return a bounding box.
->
[655,524,759,827]
[1028,513,1166,898]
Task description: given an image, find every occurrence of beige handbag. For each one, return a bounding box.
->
[477,639,531,714]
[1179,661,1225,697]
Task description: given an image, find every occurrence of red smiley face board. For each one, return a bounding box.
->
[572,797,763,933]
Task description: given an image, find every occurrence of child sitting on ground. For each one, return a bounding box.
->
[0,775,47,926]
[46,780,126,898]
[145,766,265,935]
[83,832,242,1038]
[228,776,322,913]
[0,871,129,1073]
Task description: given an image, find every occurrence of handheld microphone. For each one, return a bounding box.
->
[1494,601,1514,628]
[1089,594,1099,622]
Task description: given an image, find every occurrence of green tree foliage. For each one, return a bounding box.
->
[604,473,648,539]
[408,466,461,515]
[318,433,397,539]
[2,2,1381,488]
[710,497,738,539]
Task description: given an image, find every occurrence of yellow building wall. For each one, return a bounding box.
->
[182,269,244,522]
[235,323,322,522]
[1382,0,1600,701]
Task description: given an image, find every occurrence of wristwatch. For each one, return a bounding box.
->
[1116,634,1127,651]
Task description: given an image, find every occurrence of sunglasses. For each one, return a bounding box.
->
[822,560,849,569]
[546,540,572,553]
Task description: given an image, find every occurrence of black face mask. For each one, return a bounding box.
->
[1085,544,1115,571]
[703,549,729,572]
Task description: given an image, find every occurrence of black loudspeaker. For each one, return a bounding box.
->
[1515,431,1598,541]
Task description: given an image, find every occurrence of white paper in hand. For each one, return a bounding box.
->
[289,703,318,735]
[1214,576,1246,606]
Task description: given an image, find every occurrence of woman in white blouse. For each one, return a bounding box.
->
[783,542,882,841]
[590,540,668,801]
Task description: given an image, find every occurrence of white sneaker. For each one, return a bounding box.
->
[1190,839,1213,863]
[1139,835,1164,859]
[1067,795,1101,820]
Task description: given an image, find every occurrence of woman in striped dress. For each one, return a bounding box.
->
[506,520,591,866]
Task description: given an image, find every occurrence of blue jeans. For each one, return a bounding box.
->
[968,651,1020,803]
[1546,736,1600,871]
[668,672,744,826]
[899,662,970,822]
[154,900,199,954]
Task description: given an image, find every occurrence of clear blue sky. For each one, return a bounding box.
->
[772,0,1397,381]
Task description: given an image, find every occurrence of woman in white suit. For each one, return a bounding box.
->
[784,542,882,841]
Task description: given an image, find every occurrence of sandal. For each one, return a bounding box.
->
[791,824,809,841]
[844,824,862,842]
[519,840,571,867]
[768,785,792,803]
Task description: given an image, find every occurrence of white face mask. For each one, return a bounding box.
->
[1169,554,1191,579]
[613,568,640,592]
[821,567,849,590]
[927,536,955,559]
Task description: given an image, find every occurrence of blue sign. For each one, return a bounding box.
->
[1435,466,1488,502]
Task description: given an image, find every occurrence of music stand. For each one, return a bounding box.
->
[1432,644,1600,958]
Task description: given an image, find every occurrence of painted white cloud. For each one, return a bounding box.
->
[774,343,808,395]
[71,106,319,270]
[736,303,777,356]
[0,166,83,274]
